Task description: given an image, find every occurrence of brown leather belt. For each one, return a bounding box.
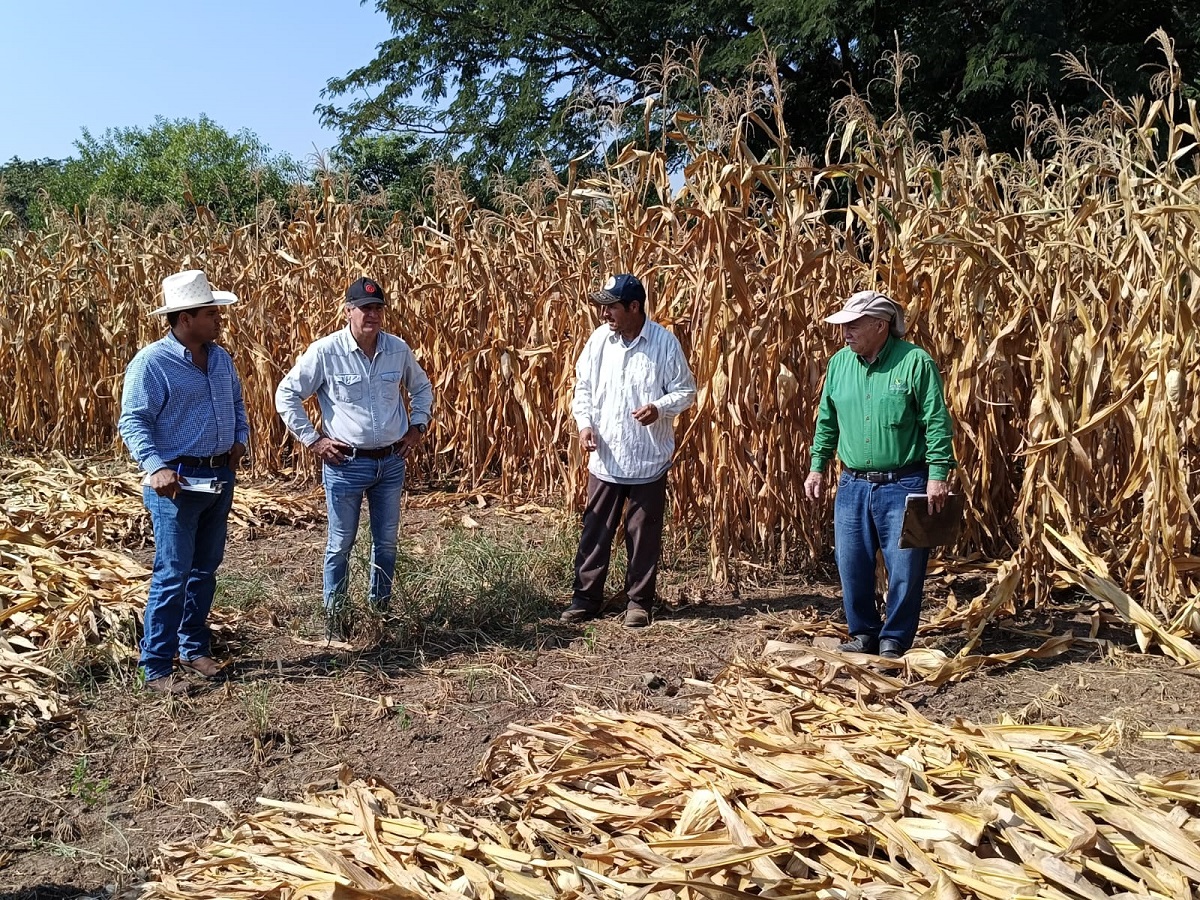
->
[168,453,230,468]
[349,443,399,459]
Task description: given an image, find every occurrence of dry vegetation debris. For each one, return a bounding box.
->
[142,651,1200,899]
[0,455,324,760]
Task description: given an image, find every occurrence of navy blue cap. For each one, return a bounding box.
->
[346,277,387,307]
[590,273,645,306]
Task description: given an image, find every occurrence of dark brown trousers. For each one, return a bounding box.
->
[572,473,668,611]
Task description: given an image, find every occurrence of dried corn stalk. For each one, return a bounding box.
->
[144,655,1200,899]
[1,44,1198,633]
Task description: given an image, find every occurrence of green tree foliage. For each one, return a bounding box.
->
[1,116,305,227]
[320,0,1199,174]
[327,133,439,218]
[0,157,71,230]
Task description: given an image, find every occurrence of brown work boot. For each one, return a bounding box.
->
[179,656,224,678]
[623,605,651,628]
[145,674,193,696]
[560,604,600,625]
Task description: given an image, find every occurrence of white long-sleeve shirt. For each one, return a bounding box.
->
[275,327,433,449]
[571,319,696,484]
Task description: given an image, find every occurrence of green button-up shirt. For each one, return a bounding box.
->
[810,336,956,481]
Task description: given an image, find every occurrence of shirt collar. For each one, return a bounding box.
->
[606,319,650,347]
[857,334,895,367]
[340,325,394,356]
[163,331,212,358]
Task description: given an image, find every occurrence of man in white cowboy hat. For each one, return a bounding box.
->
[803,290,956,660]
[118,269,249,695]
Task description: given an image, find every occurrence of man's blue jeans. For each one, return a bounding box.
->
[141,466,235,681]
[834,470,930,651]
[322,454,406,613]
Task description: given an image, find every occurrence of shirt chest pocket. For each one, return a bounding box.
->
[378,371,403,399]
[331,373,364,403]
[879,383,914,428]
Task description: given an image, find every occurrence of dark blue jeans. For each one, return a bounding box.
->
[322,454,406,613]
[834,470,930,650]
[140,466,235,680]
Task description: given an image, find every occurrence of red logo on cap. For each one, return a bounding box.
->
[365,283,376,293]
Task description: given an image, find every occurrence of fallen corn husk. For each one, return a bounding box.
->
[0,454,323,549]
[0,455,320,758]
[142,652,1200,899]
[0,521,147,758]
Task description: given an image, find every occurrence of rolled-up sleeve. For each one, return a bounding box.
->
[405,350,434,426]
[275,348,324,447]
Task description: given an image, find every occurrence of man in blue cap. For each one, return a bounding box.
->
[562,273,696,628]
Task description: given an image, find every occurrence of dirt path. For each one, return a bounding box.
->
[3,513,1199,899]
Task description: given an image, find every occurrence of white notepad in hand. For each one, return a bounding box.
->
[141,473,226,494]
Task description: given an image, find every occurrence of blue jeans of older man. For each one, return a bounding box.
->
[834,470,930,651]
[140,466,235,681]
[322,454,406,613]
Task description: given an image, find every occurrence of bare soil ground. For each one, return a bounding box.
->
[3,501,1199,900]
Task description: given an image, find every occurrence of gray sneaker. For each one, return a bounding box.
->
[836,634,879,654]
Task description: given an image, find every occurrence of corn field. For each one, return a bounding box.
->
[1,38,1198,626]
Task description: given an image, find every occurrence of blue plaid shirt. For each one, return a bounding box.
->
[118,333,250,474]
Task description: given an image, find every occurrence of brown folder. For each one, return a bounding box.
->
[898,493,966,549]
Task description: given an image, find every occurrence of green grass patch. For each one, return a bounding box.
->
[386,521,578,648]
[215,571,270,610]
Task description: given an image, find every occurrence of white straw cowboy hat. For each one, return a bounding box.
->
[150,270,238,316]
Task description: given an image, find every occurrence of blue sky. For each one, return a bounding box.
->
[0,0,393,166]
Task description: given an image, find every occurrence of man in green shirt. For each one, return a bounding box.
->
[804,291,956,659]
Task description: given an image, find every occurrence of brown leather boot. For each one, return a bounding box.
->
[179,656,224,678]
[146,674,194,696]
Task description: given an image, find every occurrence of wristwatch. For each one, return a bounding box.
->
[414,422,428,435]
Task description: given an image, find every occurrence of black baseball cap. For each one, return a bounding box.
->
[346,277,387,307]
[590,273,645,306]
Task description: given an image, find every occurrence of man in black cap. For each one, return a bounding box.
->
[275,277,434,641]
[562,273,696,627]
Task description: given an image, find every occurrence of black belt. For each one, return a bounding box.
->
[349,443,400,460]
[847,463,927,484]
[168,453,230,468]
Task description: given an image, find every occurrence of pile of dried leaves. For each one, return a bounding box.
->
[0,521,147,760]
[0,455,323,549]
[144,650,1200,899]
[0,455,322,759]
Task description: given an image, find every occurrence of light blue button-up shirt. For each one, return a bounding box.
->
[275,327,433,449]
[118,333,250,474]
